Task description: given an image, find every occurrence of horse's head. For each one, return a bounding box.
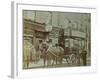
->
[59,47,64,55]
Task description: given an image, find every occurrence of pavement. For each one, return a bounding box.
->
[26,56,91,69]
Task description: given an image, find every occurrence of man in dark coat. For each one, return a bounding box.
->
[81,50,87,66]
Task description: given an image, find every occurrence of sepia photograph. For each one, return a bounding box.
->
[23,10,91,69]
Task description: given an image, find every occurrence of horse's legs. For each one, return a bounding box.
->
[51,57,55,66]
[56,57,57,64]
[47,54,51,66]
[43,50,47,67]
[47,55,49,67]
[43,55,46,67]
[58,54,62,64]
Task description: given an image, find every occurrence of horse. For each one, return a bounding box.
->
[43,46,64,67]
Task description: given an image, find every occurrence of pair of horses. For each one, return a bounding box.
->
[42,46,64,67]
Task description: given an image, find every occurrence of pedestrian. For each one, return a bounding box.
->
[81,50,87,66]
[23,40,32,68]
